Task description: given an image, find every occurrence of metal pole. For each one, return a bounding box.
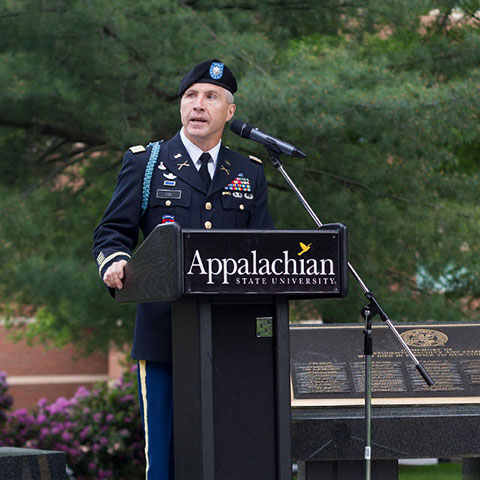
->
[363,308,372,480]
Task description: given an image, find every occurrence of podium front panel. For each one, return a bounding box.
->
[183,226,347,297]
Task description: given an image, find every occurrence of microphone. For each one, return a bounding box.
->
[230,119,306,158]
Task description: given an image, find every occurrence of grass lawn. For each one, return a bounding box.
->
[292,462,462,479]
[399,462,461,479]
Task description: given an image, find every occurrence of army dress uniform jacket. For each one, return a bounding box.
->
[93,131,274,363]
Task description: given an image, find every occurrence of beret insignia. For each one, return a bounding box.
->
[209,62,224,80]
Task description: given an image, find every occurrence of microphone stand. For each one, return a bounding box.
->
[264,143,434,480]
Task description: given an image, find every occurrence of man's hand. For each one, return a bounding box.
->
[103,260,128,289]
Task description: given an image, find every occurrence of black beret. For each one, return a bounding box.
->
[178,59,237,97]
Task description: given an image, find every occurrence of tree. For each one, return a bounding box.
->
[1,0,479,353]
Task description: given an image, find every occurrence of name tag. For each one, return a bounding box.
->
[156,189,182,200]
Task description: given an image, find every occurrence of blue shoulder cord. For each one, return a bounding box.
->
[141,141,162,216]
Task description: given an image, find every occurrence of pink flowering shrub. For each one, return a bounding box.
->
[0,367,145,480]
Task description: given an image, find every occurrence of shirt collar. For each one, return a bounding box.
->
[180,127,221,167]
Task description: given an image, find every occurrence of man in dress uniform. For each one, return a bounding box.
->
[93,59,274,479]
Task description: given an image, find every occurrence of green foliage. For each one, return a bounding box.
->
[1,0,480,351]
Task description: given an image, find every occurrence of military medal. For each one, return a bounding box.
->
[245,193,254,200]
[233,192,243,198]
[163,172,177,180]
[224,176,251,192]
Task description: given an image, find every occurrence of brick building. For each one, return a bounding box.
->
[0,323,128,410]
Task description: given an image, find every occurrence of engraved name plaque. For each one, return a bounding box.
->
[290,323,480,406]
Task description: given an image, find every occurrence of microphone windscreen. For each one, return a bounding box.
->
[230,119,252,138]
[230,119,245,136]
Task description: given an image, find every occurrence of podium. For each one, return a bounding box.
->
[116,222,348,480]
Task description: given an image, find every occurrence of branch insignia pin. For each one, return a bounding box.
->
[177,161,190,170]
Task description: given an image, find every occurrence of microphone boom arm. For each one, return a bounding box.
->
[265,145,434,387]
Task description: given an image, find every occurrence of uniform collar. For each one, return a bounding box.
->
[163,132,241,196]
[180,127,221,169]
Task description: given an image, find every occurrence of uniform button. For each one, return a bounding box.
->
[165,200,172,206]
[239,204,245,210]
[205,202,212,210]
[204,221,212,229]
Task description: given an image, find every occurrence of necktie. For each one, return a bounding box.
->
[199,152,212,190]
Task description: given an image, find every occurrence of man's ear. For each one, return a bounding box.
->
[226,103,236,122]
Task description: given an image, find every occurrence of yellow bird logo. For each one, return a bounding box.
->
[298,242,312,256]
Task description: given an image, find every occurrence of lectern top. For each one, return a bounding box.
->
[115,223,348,303]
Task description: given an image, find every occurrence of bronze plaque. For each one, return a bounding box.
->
[290,323,480,406]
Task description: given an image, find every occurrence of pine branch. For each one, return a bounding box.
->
[386,268,423,293]
[100,25,178,102]
[267,181,291,192]
[37,139,71,164]
[0,8,64,19]
[23,145,107,195]
[177,0,269,77]
[0,116,105,146]
[387,51,472,71]
[290,164,477,220]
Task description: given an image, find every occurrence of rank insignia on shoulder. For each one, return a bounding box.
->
[249,155,262,164]
[129,145,146,154]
